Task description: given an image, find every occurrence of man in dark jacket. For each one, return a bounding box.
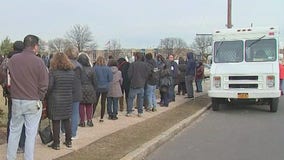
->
[145,53,159,112]
[168,54,178,102]
[126,52,150,117]
[117,58,130,112]
[185,52,196,98]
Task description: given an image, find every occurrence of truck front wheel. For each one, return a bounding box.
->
[212,98,220,111]
[270,98,279,112]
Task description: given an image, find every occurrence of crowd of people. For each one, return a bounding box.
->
[1,34,206,160]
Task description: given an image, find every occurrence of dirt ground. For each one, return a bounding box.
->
[56,95,210,160]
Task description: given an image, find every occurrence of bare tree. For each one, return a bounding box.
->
[106,39,122,59]
[191,34,213,63]
[66,24,95,52]
[158,37,188,58]
[48,38,72,53]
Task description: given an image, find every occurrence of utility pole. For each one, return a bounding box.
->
[226,0,233,28]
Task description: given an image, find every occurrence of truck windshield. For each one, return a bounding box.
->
[214,40,243,63]
[245,39,276,62]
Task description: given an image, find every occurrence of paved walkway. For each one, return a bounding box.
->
[0,81,210,160]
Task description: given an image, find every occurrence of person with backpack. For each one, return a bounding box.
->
[145,53,159,112]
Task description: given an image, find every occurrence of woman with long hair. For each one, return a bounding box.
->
[47,52,74,150]
[93,56,113,122]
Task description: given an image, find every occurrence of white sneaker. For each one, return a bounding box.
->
[71,136,78,140]
[138,113,143,117]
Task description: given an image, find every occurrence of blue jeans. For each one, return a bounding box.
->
[7,99,42,160]
[61,102,79,137]
[127,87,144,114]
[107,97,119,116]
[146,84,157,109]
[71,102,79,137]
[195,79,203,92]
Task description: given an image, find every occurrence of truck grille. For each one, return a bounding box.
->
[229,84,258,88]
[229,76,258,80]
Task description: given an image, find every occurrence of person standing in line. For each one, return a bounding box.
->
[64,47,82,139]
[167,54,178,102]
[6,35,49,160]
[5,41,26,153]
[77,53,97,127]
[117,58,130,112]
[93,56,113,122]
[185,52,196,99]
[47,52,74,150]
[159,61,172,107]
[145,53,159,112]
[126,52,150,117]
[177,56,187,95]
[195,61,204,92]
[107,59,123,120]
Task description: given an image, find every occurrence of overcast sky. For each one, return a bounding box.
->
[0,0,283,49]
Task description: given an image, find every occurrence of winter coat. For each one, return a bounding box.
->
[146,58,159,85]
[70,59,83,102]
[195,63,204,80]
[81,66,97,104]
[169,60,179,85]
[117,58,130,90]
[107,66,123,98]
[128,60,150,88]
[177,62,186,83]
[47,70,74,120]
[94,65,113,92]
[185,52,196,76]
[159,62,172,92]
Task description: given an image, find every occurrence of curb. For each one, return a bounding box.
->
[120,103,211,160]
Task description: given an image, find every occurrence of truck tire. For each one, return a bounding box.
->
[211,98,220,111]
[270,98,279,112]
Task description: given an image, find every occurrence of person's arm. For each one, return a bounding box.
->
[39,63,49,100]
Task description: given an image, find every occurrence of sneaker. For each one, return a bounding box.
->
[78,122,85,127]
[152,108,157,112]
[146,108,152,112]
[17,147,24,153]
[87,120,94,127]
[71,136,78,140]
[125,113,131,117]
[112,116,118,120]
[48,143,60,150]
[99,119,104,122]
[138,113,143,117]
[63,141,72,149]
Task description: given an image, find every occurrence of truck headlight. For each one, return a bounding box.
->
[266,75,275,88]
[213,76,221,88]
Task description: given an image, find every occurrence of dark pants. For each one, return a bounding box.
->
[119,86,130,111]
[177,82,186,95]
[7,98,25,148]
[52,119,71,145]
[93,92,108,119]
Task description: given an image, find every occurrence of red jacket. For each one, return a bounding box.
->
[279,63,284,80]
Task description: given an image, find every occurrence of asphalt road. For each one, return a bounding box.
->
[146,96,284,160]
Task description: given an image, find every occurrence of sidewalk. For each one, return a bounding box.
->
[0,81,210,160]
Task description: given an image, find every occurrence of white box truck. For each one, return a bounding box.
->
[208,27,281,112]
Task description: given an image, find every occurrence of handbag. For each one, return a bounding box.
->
[38,120,53,144]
